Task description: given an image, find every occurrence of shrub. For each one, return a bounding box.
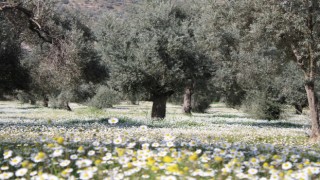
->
[89,86,121,109]
[72,83,96,103]
[191,93,212,113]
[49,91,73,110]
[242,91,282,120]
[16,90,36,105]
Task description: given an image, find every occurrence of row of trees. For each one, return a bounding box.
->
[1,0,320,139]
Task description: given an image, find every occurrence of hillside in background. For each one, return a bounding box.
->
[60,0,137,15]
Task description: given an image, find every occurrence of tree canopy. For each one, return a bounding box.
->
[98,1,214,118]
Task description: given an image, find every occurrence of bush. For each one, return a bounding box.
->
[49,91,73,110]
[16,91,36,104]
[89,86,121,109]
[224,82,246,109]
[191,80,220,113]
[191,93,211,113]
[242,91,282,120]
[72,83,96,103]
[168,93,183,106]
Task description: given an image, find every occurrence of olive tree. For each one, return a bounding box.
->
[98,1,213,118]
[0,17,30,98]
[1,1,107,109]
[250,0,320,140]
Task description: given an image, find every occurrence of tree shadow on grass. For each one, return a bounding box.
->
[193,114,248,119]
[208,121,309,129]
[15,106,41,110]
[0,114,310,130]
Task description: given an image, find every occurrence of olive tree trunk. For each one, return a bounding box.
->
[291,37,320,140]
[151,94,168,119]
[65,101,72,111]
[43,95,49,107]
[58,99,72,111]
[305,81,320,140]
[183,86,193,114]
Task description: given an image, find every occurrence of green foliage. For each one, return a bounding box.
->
[0,17,30,95]
[16,91,35,104]
[72,83,97,103]
[242,91,283,120]
[279,62,308,108]
[97,0,214,98]
[19,5,107,106]
[191,80,219,113]
[1,0,319,123]
[89,86,122,109]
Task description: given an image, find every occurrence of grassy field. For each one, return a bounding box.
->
[0,101,319,179]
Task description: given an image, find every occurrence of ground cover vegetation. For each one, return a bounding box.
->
[0,101,319,179]
[1,0,320,179]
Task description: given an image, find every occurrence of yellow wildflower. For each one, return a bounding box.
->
[188,153,198,161]
[94,159,102,166]
[166,164,179,173]
[47,143,55,148]
[151,166,159,172]
[263,162,269,168]
[214,156,223,163]
[33,152,46,162]
[147,157,156,166]
[127,163,133,168]
[55,137,64,145]
[272,155,280,160]
[21,161,29,168]
[279,172,284,178]
[116,148,125,157]
[77,146,84,153]
[163,156,174,163]
[204,163,210,169]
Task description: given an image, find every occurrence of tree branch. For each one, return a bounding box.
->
[291,44,306,72]
[0,2,53,44]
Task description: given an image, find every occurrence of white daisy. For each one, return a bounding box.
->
[59,160,71,167]
[248,168,258,175]
[79,170,94,180]
[87,150,95,156]
[70,154,78,160]
[52,149,63,157]
[282,162,293,170]
[15,168,28,177]
[3,150,13,159]
[76,159,92,168]
[113,137,122,145]
[139,125,148,130]
[108,117,119,124]
[0,172,13,179]
[10,156,23,166]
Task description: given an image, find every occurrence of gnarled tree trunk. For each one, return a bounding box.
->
[43,95,49,107]
[305,81,320,140]
[151,94,168,119]
[151,91,174,119]
[64,101,72,111]
[58,99,72,111]
[183,84,193,114]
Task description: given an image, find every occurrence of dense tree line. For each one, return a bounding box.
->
[1,0,320,140]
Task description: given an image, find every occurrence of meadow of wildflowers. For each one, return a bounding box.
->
[0,101,320,179]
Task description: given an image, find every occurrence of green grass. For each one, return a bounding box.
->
[0,101,319,179]
[0,100,314,147]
